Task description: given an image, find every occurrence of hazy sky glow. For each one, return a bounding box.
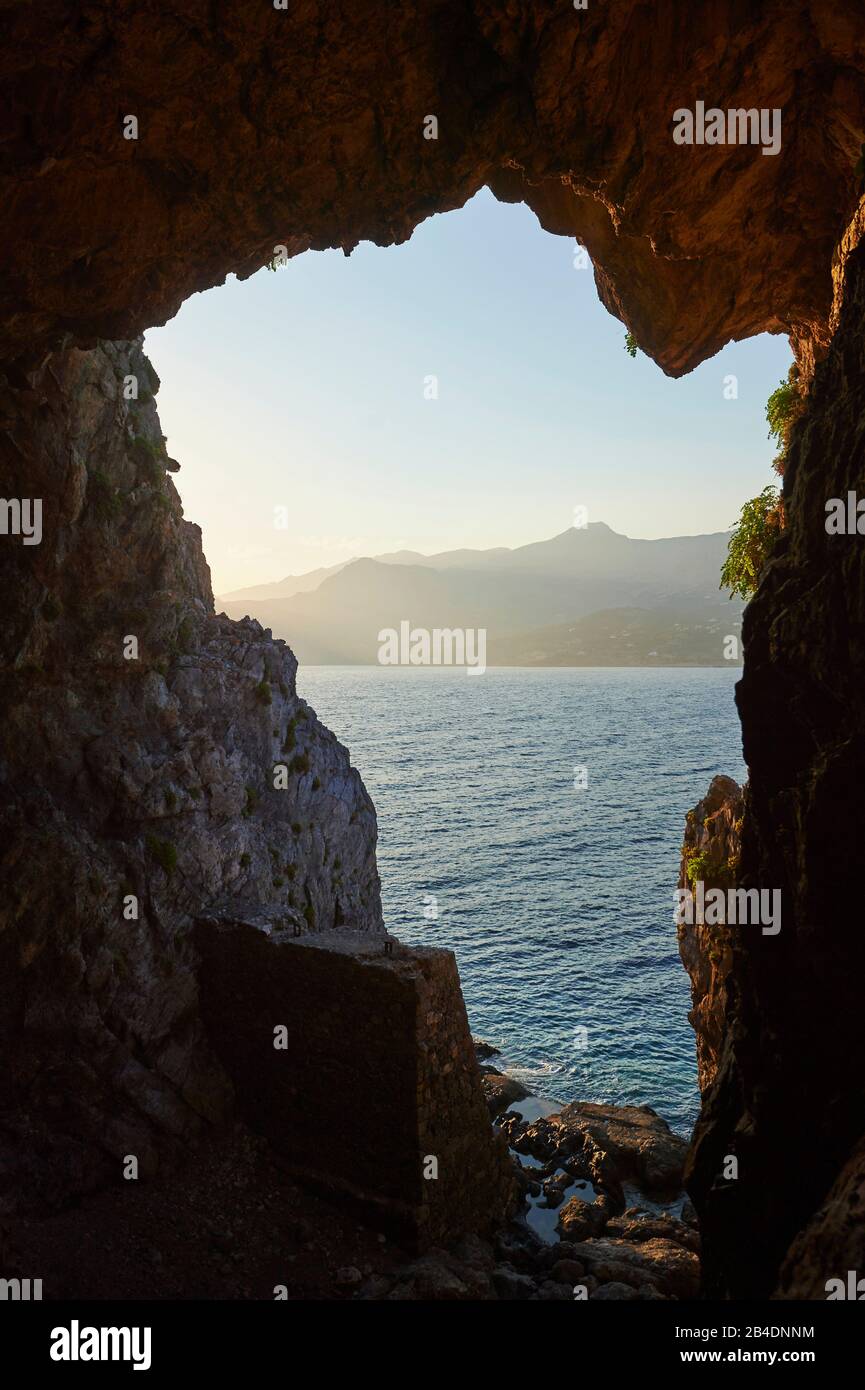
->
[146,188,792,595]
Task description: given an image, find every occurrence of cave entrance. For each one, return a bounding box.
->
[145,187,791,1142]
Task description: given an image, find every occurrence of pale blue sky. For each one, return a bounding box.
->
[146,187,791,595]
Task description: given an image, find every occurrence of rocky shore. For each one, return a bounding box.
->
[344,1046,700,1301]
[2,1063,699,1302]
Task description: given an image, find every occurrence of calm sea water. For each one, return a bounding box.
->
[297,666,746,1136]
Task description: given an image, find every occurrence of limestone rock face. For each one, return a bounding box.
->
[0,341,382,1210]
[677,775,745,1093]
[3,3,865,372]
[688,237,865,1299]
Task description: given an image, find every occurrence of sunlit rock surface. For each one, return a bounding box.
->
[0,341,381,1208]
[677,774,744,1093]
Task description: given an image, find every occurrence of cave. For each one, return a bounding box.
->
[2,0,865,1316]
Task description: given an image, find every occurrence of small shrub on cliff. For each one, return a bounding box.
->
[720,485,784,600]
[131,434,167,482]
[624,331,638,358]
[255,680,272,706]
[145,833,177,877]
[149,491,173,515]
[765,368,803,473]
[243,785,259,817]
[684,846,738,891]
[685,850,709,887]
[239,852,251,868]
[290,752,310,775]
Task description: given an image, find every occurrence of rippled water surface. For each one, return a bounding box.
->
[297,666,745,1135]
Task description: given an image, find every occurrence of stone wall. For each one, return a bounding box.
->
[194,917,516,1250]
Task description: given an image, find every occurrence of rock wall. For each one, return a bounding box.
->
[677,775,745,1094]
[194,918,516,1250]
[688,233,865,1299]
[3,3,865,374]
[0,341,382,1211]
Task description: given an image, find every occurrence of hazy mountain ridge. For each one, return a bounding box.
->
[217,524,743,666]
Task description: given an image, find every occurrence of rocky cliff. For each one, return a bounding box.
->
[687,229,865,1300]
[677,775,745,1094]
[0,340,382,1210]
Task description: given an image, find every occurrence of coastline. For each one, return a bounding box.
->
[471,1039,700,1298]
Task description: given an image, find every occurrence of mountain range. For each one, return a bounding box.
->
[217,524,743,666]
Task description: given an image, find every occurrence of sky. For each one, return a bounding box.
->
[145,187,792,597]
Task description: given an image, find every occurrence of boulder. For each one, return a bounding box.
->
[577,1237,699,1300]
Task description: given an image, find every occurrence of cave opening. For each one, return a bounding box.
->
[5,0,865,1310]
[142,187,791,1143]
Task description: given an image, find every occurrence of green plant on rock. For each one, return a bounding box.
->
[624,331,638,358]
[720,485,784,600]
[131,434,167,485]
[145,833,177,877]
[149,491,173,516]
[255,680,272,706]
[685,850,709,887]
[765,367,803,473]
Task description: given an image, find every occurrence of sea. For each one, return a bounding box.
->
[297,666,746,1137]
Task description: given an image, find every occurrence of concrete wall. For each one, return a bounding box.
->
[194,917,515,1249]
